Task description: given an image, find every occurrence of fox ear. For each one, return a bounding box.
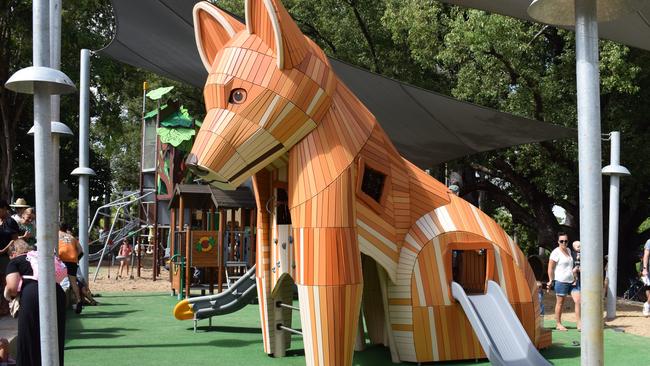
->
[193,2,245,71]
[245,0,308,69]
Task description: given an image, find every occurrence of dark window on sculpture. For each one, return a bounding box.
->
[276,188,291,225]
[361,166,386,203]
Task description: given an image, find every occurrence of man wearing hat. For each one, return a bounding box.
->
[10,198,30,222]
[0,199,20,315]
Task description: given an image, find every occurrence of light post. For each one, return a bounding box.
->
[528,1,637,364]
[4,0,76,364]
[602,131,630,320]
[72,49,97,281]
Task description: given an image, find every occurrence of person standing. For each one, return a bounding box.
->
[117,239,133,279]
[9,198,30,223]
[642,239,650,317]
[58,222,84,314]
[547,232,581,331]
[16,207,36,247]
[0,199,19,316]
[4,239,66,365]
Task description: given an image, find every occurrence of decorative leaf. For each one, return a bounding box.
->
[160,106,194,128]
[146,86,174,100]
[156,127,196,147]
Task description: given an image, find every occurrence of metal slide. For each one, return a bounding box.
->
[451,280,551,366]
[174,265,257,327]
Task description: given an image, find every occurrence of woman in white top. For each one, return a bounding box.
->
[547,232,581,331]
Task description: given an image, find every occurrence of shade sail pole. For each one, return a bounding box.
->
[574,1,604,363]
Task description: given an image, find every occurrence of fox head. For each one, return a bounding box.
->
[186,0,336,190]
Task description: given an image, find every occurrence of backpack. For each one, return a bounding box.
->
[24,251,68,283]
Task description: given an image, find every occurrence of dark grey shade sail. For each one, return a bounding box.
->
[100,0,574,168]
[436,0,650,51]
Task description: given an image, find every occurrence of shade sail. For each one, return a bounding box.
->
[436,0,650,51]
[100,0,574,168]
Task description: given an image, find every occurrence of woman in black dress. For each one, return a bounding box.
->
[4,239,66,366]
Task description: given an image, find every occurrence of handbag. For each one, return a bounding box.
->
[9,295,19,318]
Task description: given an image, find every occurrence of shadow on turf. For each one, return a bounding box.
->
[78,310,139,319]
[190,325,262,334]
[64,338,261,350]
[541,342,581,360]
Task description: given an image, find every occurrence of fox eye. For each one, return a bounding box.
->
[229,88,247,104]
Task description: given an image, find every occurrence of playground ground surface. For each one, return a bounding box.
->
[62,291,650,366]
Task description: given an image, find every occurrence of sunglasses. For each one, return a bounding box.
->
[559,240,568,243]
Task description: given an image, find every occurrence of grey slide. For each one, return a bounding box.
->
[451,280,552,366]
[174,265,257,328]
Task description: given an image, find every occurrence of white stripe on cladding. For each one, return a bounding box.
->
[298,286,315,366]
[507,235,520,267]
[470,204,492,241]
[314,288,325,366]
[432,237,451,306]
[493,246,509,299]
[300,228,305,284]
[414,263,426,307]
[428,307,440,361]
[306,88,325,115]
[259,94,282,128]
[393,331,417,362]
[388,305,413,324]
[421,214,441,240]
[267,102,295,132]
[211,107,236,134]
[404,233,422,251]
[217,152,246,180]
[358,234,397,282]
[357,219,398,251]
[236,128,279,160]
[284,119,317,148]
[257,277,271,353]
[434,206,457,232]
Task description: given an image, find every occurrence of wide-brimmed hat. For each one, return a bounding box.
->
[10,198,30,208]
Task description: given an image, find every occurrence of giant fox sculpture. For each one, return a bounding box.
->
[185,1,549,364]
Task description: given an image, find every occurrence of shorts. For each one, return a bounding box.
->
[554,281,578,296]
[63,261,79,277]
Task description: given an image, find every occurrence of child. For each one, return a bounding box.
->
[117,239,133,279]
[572,241,581,291]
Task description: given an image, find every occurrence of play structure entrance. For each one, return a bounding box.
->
[168,184,256,298]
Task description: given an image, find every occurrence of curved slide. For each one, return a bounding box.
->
[174,265,257,321]
[451,280,551,366]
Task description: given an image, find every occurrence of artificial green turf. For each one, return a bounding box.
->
[64,293,650,366]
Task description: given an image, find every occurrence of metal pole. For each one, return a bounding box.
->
[34,0,59,364]
[605,131,629,320]
[575,0,604,364]
[50,0,61,226]
[78,49,92,280]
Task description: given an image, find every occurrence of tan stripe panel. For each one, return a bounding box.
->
[293,227,362,286]
[298,284,362,366]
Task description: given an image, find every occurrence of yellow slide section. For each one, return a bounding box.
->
[173,299,194,320]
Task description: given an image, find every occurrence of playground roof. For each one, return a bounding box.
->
[435,0,650,51]
[169,184,256,210]
[101,0,575,168]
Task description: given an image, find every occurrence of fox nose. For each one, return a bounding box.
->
[185,153,209,177]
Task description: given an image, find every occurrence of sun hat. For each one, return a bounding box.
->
[10,198,29,208]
